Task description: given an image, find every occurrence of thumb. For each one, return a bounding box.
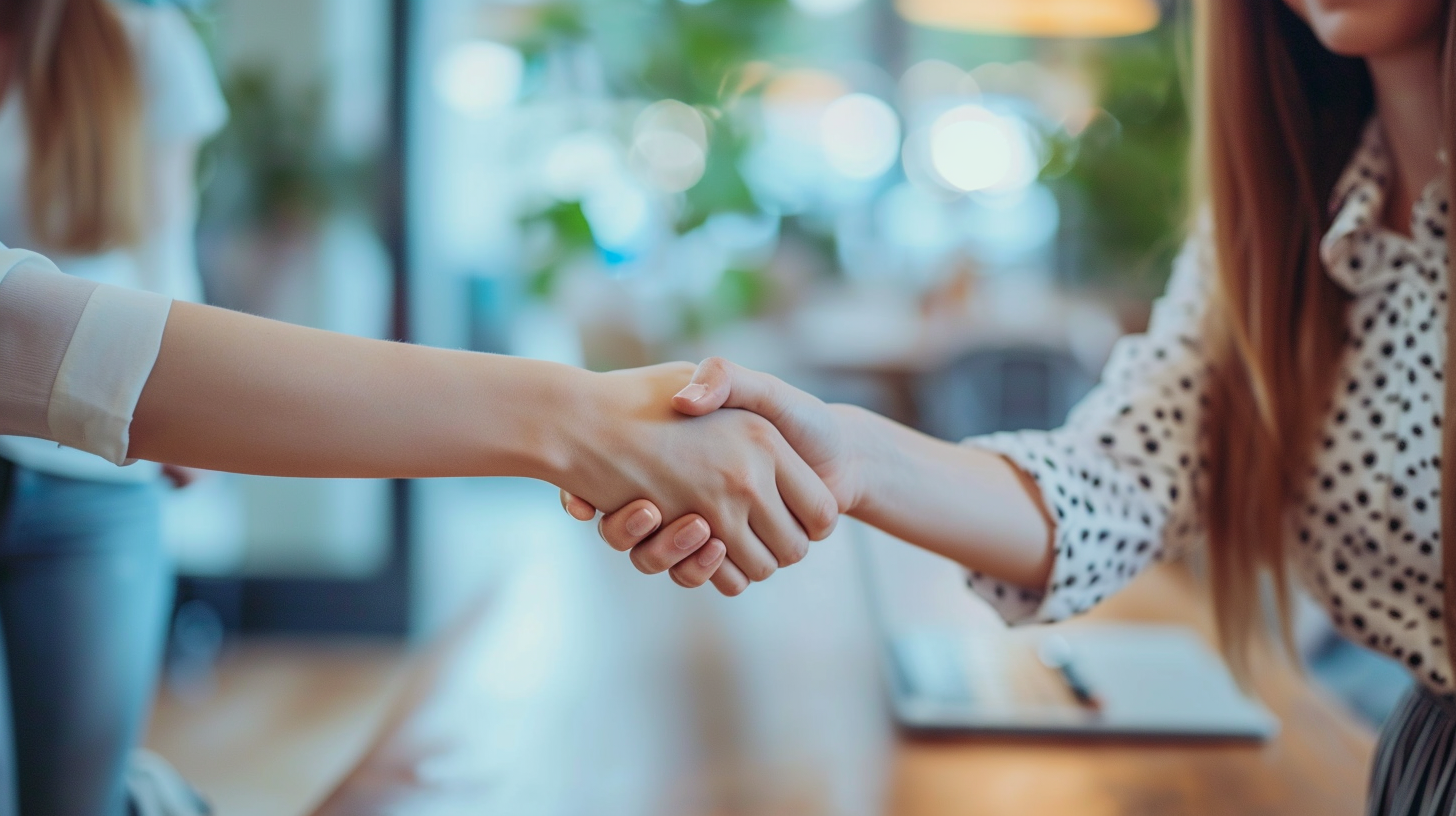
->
[672,357,786,421]
[672,357,836,468]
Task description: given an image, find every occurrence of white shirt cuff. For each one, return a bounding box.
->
[47,284,173,465]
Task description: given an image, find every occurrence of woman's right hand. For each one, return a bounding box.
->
[552,362,840,592]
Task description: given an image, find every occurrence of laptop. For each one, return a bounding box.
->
[853,523,1278,740]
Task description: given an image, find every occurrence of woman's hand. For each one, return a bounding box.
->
[669,358,864,511]
[552,362,840,590]
[561,358,869,589]
[568,497,737,592]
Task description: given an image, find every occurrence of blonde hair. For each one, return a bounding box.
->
[7,0,143,253]
[1193,0,1456,678]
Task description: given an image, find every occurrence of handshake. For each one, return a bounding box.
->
[553,357,869,597]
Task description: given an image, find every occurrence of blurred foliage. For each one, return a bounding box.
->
[681,267,773,339]
[522,200,594,298]
[514,2,591,57]
[512,0,776,234]
[200,69,379,230]
[512,0,1191,314]
[513,0,779,322]
[1057,22,1191,296]
[632,0,786,104]
[679,124,759,232]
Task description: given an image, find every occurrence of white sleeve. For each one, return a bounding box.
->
[0,247,172,465]
[134,5,228,143]
[962,230,1216,624]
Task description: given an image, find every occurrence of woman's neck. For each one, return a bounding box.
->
[1366,38,1445,235]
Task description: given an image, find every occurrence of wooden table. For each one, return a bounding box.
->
[886,560,1375,816]
[301,485,1373,816]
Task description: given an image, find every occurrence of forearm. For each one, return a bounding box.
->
[129,300,581,480]
[840,405,1055,591]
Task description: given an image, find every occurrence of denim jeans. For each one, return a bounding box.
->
[0,461,172,816]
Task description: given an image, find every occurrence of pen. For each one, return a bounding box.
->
[1037,635,1104,712]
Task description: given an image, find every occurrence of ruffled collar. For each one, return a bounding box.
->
[1320,119,1449,295]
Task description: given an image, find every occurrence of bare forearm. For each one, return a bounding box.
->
[840,405,1055,590]
[129,301,579,480]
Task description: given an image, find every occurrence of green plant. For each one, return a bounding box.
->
[522,200,594,299]
[1057,22,1191,296]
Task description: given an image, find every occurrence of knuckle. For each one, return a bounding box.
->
[743,414,777,446]
[700,356,731,376]
[721,577,748,597]
[603,524,635,552]
[671,567,704,589]
[664,361,697,379]
[776,535,809,568]
[630,547,668,575]
[809,499,839,541]
[742,557,776,583]
[721,467,759,501]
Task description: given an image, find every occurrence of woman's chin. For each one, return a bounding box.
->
[1296,2,1447,59]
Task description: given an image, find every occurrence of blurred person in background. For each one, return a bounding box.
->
[575,1,1456,812]
[0,0,224,812]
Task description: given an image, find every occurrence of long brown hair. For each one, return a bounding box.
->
[1195,0,1456,677]
[1,0,143,253]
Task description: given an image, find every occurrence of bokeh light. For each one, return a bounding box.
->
[930,113,1009,192]
[543,132,622,201]
[894,0,1158,37]
[630,100,709,193]
[928,105,1037,194]
[820,93,901,180]
[762,69,849,145]
[961,182,1061,265]
[898,59,978,116]
[789,0,867,18]
[583,178,654,257]
[435,40,524,118]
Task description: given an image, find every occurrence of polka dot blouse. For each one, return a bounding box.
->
[966,120,1455,693]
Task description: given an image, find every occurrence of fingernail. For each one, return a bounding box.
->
[675,383,708,403]
[626,508,657,537]
[696,543,721,567]
[675,519,710,549]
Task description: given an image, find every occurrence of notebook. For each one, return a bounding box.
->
[854,523,1278,739]
[884,624,1277,738]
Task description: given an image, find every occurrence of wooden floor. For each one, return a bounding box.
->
[144,639,410,816]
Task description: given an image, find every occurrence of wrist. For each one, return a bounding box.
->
[484,358,603,487]
[542,368,613,489]
[828,403,878,517]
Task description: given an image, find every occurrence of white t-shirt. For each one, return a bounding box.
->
[0,1,226,482]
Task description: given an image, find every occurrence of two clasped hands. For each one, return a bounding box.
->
[553,356,1056,597]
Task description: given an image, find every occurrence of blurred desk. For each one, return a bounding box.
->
[885,559,1375,816]
[303,489,1371,816]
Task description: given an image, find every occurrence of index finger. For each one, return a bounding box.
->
[596,499,665,552]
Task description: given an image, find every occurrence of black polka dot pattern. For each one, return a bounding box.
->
[965,120,1456,695]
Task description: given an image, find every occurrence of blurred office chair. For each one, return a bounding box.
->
[913,346,1097,441]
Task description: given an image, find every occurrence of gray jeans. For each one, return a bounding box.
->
[0,461,172,816]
